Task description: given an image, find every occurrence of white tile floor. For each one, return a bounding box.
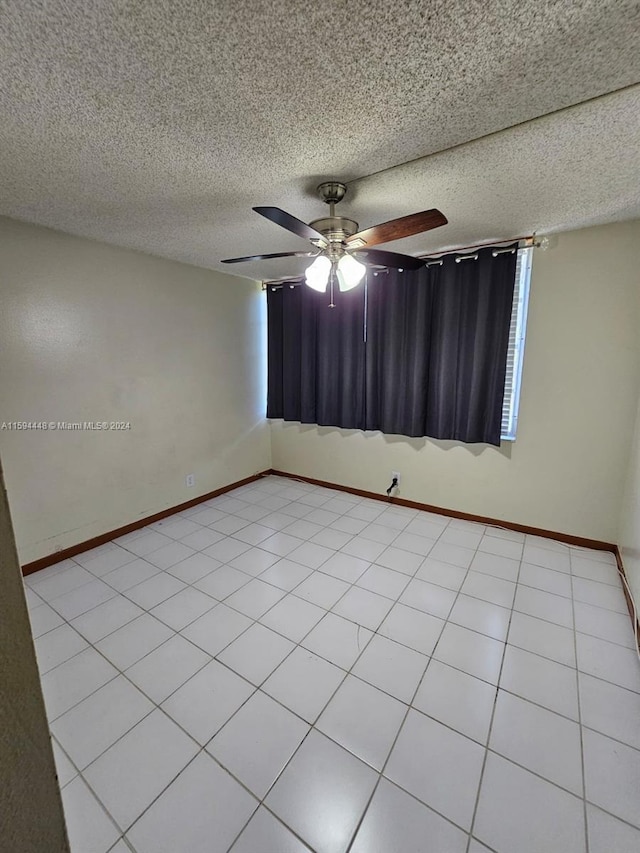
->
[25,475,640,853]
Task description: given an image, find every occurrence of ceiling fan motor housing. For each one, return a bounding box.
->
[309,215,359,244]
[311,182,359,254]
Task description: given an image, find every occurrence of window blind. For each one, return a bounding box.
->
[501,246,532,440]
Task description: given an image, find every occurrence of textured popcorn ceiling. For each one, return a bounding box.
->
[1,0,639,280]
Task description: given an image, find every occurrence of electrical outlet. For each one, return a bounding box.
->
[186,473,195,488]
[391,471,401,485]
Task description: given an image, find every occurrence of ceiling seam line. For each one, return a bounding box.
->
[345,80,640,187]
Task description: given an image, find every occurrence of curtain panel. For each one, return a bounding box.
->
[266,244,517,446]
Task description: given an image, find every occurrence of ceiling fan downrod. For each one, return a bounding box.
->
[310,182,360,252]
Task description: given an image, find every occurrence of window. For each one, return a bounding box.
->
[501,246,532,441]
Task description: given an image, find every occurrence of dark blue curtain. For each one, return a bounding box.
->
[267,283,366,429]
[267,245,517,446]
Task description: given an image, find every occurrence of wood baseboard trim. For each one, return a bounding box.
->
[268,469,617,553]
[614,547,640,654]
[21,471,271,577]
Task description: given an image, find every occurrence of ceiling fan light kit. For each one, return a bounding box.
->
[222,180,447,302]
[305,255,331,292]
[335,253,366,292]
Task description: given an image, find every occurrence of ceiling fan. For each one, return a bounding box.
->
[222,181,447,297]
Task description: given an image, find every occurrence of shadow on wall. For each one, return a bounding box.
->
[218,418,271,466]
[286,422,513,459]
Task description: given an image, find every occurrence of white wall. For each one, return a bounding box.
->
[619,382,640,606]
[271,220,640,542]
[0,217,271,564]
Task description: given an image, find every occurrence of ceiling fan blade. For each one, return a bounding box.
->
[347,209,447,248]
[253,206,327,244]
[350,248,425,270]
[221,251,318,264]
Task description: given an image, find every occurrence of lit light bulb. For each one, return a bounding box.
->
[305,255,331,292]
[336,254,366,292]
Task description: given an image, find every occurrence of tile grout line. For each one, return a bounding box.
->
[54,734,130,850]
[112,482,382,849]
[221,500,444,850]
[201,498,400,850]
[342,520,473,853]
[58,487,317,844]
[570,548,591,853]
[181,486,640,843]
[463,548,525,853]
[48,483,384,849]
[41,488,362,729]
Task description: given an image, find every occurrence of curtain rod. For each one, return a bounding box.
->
[418,235,533,259]
[262,235,535,289]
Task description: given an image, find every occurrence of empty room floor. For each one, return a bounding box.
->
[24,475,640,853]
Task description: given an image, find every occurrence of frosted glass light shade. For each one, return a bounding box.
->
[336,254,366,291]
[305,255,331,292]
